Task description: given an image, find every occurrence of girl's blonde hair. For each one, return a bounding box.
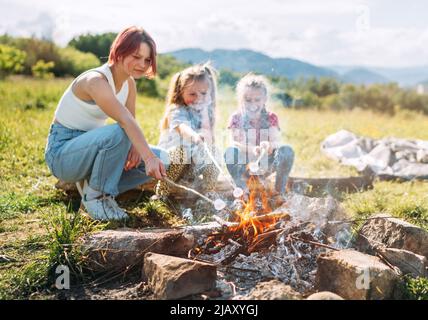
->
[160,62,218,131]
[236,73,272,130]
[236,73,269,109]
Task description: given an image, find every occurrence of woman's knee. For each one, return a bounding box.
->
[103,124,131,150]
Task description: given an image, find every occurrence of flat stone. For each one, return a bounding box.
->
[143,252,217,300]
[377,247,428,278]
[356,214,428,259]
[243,279,303,300]
[316,249,400,300]
[80,228,194,272]
[306,291,344,300]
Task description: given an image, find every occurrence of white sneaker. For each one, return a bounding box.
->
[81,194,129,221]
[104,195,128,217]
[76,180,128,221]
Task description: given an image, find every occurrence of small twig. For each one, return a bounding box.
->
[289,240,303,258]
[327,215,393,225]
[212,215,239,228]
[0,255,16,263]
[220,245,247,266]
[290,235,339,251]
[375,252,401,274]
[228,238,242,247]
[188,257,218,267]
[226,281,237,296]
[356,233,401,274]
[222,265,261,273]
[290,261,300,282]
[252,212,290,223]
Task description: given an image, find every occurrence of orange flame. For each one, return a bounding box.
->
[230,175,278,241]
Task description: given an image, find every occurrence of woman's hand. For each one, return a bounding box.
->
[124,145,142,171]
[145,156,167,180]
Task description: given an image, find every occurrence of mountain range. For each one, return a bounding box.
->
[166,48,428,87]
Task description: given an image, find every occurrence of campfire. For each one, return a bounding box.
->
[187,175,335,297]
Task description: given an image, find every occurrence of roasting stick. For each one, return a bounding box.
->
[163,177,227,210]
[203,142,244,198]
[135,168,227,210]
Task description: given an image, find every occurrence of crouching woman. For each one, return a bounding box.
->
[44,26,168,221]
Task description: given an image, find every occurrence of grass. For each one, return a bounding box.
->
[403,276,428,300]
[0,77,427,299]
[343,180,428,230]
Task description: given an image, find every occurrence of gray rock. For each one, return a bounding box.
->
[307,291,344,300]
[377,247,428,278]
[80,228,194,272]
[356,214,428,259]
[143,252,217,300]
[316,249,400,300]
[243,279,303,300]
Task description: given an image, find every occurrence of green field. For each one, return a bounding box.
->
[0,77,427,299]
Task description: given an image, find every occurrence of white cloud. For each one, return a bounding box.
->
[1,0,428,67]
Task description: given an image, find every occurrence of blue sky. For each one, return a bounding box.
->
[1,0,428,67]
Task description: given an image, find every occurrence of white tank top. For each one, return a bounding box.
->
[54,63,129,131]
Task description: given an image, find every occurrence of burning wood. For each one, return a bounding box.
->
[190,176,295,264]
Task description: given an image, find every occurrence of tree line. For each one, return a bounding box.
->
[1,32,427,115]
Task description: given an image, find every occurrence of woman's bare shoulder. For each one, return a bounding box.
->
[72,71,109,100]
[77,70,108,86]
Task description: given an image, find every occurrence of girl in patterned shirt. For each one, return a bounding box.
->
[224,73,294,198]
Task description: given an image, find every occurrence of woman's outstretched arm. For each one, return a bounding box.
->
[85,73,166,179]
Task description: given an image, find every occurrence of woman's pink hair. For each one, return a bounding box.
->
[108,26,157,78]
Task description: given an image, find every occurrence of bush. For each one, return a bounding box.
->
[0,44,26,79]
[156,54,189,80]
[0,35,100,77]
[219,69,241,87]
[0,36,61,75]
[306,77,341,97]
[397,90,428,115]
[57,46,100,77]
[300,91,321,109]
[136,77,160,97]
[31,60,55,79]
[68,32,117,61]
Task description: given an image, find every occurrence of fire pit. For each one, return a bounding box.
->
[184,175,348,298]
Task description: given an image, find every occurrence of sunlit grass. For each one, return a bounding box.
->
[0,77,427,299]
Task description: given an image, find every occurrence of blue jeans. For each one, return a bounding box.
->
[44,123,170,196]
[224,145,294,194]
